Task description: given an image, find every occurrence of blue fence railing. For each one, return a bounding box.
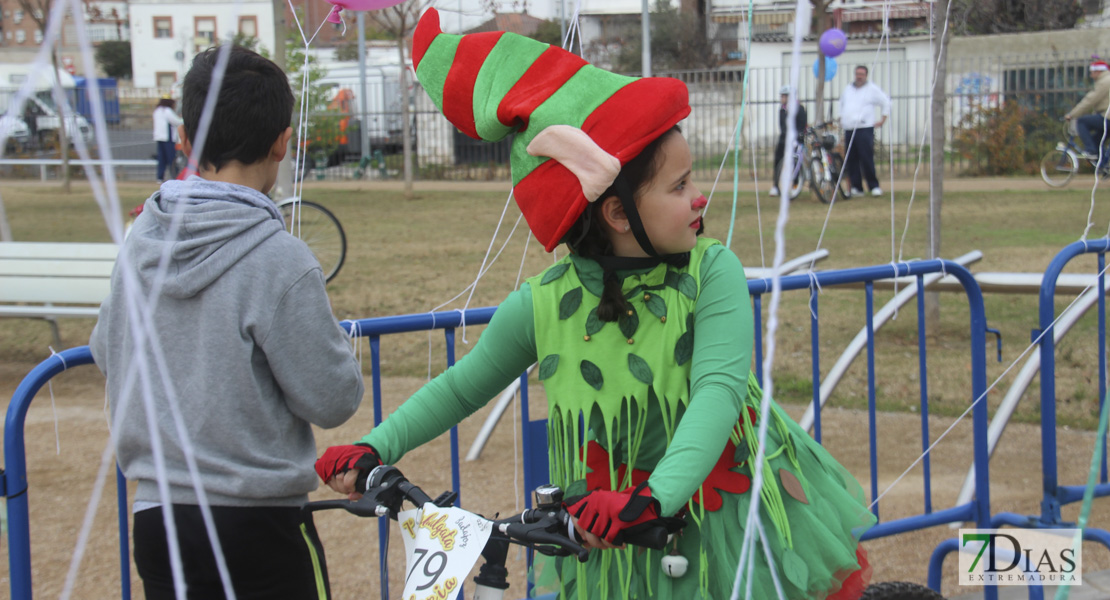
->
[984,240,1110,559]
[4,258,1011,599]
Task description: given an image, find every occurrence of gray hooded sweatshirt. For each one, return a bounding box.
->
[90,177,363,508]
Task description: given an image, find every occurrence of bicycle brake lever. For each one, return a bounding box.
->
[502,517,589,563]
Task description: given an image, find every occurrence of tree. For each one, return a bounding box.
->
[332,24,390,61]
[528,19,563,47]
[951,0,1083,34]
[94,41,132,79]
[811,0,833,126]
[17,0,70,193]
[927,0,951,340]
[614,0,718,73]
[283,11,342,165]
[367,0,435,198]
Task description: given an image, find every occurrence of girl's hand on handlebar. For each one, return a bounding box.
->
[569,515,622,551]
[326,469,363,500]
[315,444,382,499]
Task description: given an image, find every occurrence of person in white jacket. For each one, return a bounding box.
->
[839,66,891,197]
[152,97,183,181]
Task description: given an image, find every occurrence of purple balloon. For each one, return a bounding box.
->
[819,28,847,58]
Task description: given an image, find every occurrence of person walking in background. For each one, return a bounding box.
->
[771,85,808,198]
[839,65,890,197]
[152,96,183,182]
[1065,59,1110,174]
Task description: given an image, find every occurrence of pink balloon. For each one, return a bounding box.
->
[818,28,847,58]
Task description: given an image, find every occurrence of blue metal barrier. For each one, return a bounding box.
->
[988,240,1110,553]
[4,260,994,598]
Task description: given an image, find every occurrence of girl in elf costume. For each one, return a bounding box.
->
[316,8,875,599]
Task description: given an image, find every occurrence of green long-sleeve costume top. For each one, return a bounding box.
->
[362,239,748,517]
[362,238,873,599]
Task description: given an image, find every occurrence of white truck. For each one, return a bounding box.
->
[0,64,94,148]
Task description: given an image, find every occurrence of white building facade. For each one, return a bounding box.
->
[128,0,276,88]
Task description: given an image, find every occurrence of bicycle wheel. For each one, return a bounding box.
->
[278,199,347,282]
[788,161,806,200]
[831,153,851,200]
[861,581,946,600]
[1040,148,1078,187]
[809,155,831,203]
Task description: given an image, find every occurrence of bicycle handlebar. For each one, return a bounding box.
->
[303,465,675,561]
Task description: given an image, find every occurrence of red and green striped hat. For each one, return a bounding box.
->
[412,8,690,252]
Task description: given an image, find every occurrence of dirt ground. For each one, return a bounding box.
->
[1,361,1108,600]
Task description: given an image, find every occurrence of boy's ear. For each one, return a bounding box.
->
[178,125,190,156]
[271,127,293,162]
[597,195,629,233]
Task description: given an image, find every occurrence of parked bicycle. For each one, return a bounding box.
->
[786,123,851,204]
[276,197,347,282]
[1040,120,1110,187]
[304,465,947,600]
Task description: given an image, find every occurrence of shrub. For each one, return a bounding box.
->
[952,100,1058,175]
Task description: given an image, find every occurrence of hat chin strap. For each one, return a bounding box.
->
[598,176,694,271]
[614,176,660,258]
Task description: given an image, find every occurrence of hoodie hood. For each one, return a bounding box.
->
[128,176,286,299]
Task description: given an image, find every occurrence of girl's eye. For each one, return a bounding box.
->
[675,180,686,191]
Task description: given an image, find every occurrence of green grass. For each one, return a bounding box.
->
[2,180,1109,430]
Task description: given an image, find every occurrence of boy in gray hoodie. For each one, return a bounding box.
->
[90,46,363,599]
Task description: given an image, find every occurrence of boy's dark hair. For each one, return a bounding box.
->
[562,126,680,322]
[181,46,294,171]
[856,65,869,75]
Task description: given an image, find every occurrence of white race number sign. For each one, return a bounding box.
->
[397,503,493,600]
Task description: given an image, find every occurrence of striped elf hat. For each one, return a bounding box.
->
[412,8,690,252]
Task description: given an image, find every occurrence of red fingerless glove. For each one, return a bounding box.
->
[314,444,381,483]
[566,482,661,544]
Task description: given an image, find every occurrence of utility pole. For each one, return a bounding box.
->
[272,0,294,198]
[358,12,370,167]
[641,0,651,77]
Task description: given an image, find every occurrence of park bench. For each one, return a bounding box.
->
[0,241,117,346]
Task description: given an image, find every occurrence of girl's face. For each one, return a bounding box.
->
[634,133,704,256]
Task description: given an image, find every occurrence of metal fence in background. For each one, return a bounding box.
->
[3,49,1102,183]
[293,48,1101,183]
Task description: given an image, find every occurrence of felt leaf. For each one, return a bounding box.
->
[578,267,605,297]
[540,263,570,285]
[619,310,640,340]
[782,548,810,590]
[565,478,588,499]
[675,273,698,299]
[580,360,603,391]
[779,468,809,505]
[674,332,693,365]
[733,443,750,465]
[686,313,694,330]
[559,287,583,320]
[585,307,604,336]
[644,294,667,320]
[664,270,679,289]
[538,354,559,380]
[627,354,654,385]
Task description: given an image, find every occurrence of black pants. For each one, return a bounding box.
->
[843,127,879,191]
[134,505,331,600]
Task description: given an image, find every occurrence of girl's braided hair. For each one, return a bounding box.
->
[562,126,680,322]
